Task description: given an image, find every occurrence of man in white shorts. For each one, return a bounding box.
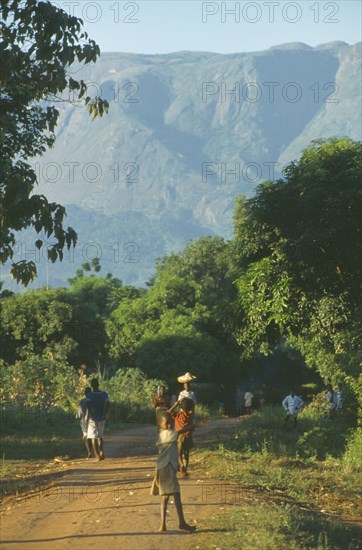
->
[86,378,109,461]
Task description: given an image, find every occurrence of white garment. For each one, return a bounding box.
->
[178,389,197,404]
[156,429,179,471]
[244,392,254,407]
[282,394,304,415]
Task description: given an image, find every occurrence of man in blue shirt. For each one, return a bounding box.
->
[86,378,109,460]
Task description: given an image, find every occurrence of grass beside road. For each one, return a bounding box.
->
[190,405,361,549]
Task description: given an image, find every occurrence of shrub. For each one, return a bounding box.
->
[103,368,165,423]
[1,354,81,410]
[343,427,362,464]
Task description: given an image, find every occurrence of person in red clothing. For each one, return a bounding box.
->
[153,385,171,430]
[168,397,194,476]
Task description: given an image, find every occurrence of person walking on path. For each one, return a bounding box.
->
[150,411,196,532]
[168,397,194,476]
[86,378,109,461]
[177,372,197,404]
[282,389,304,429]
[77,387,93,458]
[244,389,254,415]
[153,385,171,430]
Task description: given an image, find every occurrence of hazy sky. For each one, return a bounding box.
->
[53,0,362,54]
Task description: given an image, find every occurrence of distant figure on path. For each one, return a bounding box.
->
[150,411,196,532]
[153,385,171,430]
[77,386,92,458]
[335,385,343,411]
[326,384,336,416]
[282,389,304,429]
[86,378,109,461]
[244,389,254,415]
[326,384,342,416]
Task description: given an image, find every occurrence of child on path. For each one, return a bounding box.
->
[168,397,194,475]
[150,411,196,532]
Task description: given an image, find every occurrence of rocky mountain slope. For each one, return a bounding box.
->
[9,42,362,288]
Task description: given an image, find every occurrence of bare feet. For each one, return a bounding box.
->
[99,451,105,460]
[157,526,166,532]
[179,523,196,532]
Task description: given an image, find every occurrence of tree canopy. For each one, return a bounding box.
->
[234,138,361,406]
[0,0,108,285]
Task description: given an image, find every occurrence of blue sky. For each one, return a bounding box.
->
[53,0,362,54]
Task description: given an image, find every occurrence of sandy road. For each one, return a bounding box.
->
[0,419,244,550]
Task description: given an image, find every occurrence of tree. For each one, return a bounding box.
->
[0,287,77,364]
[234,138,362,405]
[107,238,243,383]
[235,138,362,304]
[0,0,109,285]
[66,268,128,368]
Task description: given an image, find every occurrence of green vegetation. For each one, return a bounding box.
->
[191,404,361,549]
[2,138,360,409]
[234,138,361,410]
[0,0,108,285]
[195,503,360,550]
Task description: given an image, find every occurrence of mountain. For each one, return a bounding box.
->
[6,42,362,289]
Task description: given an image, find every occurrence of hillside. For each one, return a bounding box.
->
[7,41,361,288]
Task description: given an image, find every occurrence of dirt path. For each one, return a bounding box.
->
[0,418,244,550]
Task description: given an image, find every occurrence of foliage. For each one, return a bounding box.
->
[235,139,361,302]
[0,266,140,370]
[233,139,362,406]
[343,427,362,465]
[0,288,76,364]
[1,353,81,409]
[0,0,109,285]
[107,236,242,383]
[102,367,164,423]
[66,268,126,367]
[0,138,361,429]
